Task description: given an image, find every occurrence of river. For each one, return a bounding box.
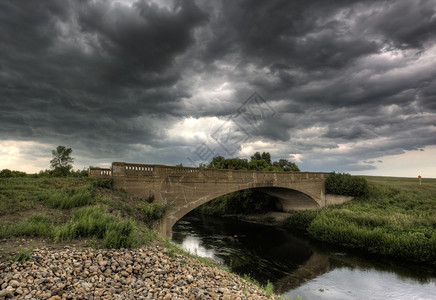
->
[171,212,436,300]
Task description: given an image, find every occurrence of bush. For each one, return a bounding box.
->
[138,202,166,223]
[0,169,27,178]
[326,172,369,197]
[69,169,89,177]
[287,210,318,231]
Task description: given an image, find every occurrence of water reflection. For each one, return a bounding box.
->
[275,252,331,292]
[172,212,329,287]
[285,268,436,300]
[172,212,436,299]
[178,235,216,259]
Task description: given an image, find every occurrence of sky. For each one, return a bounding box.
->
[1,0,435,178]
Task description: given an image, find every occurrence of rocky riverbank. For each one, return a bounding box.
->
[0,245,281,299]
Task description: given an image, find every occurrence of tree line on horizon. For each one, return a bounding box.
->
[0,145,87,178]
[2,148,301,178]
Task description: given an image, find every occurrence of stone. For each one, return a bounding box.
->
[9,279,20,287]
[0,246,280,300]
[186,275,194,283]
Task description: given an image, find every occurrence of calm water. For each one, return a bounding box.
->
[171,212,436,300]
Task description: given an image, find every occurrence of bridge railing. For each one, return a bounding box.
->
[88,167,111,177]
[164,166,201,176]
[89,162,330,180]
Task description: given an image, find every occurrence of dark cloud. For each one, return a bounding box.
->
[358,0,436,49]
[0,0,206,153]
[0,0,435,172]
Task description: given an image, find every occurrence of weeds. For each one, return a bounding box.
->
[242,274,275,298]
[13,247,33,262]
[46,185,95,209]
[0,177,162,249]
[54,205,139,249]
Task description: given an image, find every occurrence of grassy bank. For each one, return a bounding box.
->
[288,176,436,264]
[0,177,165,255]
[1,176,285,298]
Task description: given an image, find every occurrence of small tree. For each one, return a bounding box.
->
[50,145,74,176]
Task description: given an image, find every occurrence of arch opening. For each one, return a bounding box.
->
[166,186,320,237]
[254,187,320,212]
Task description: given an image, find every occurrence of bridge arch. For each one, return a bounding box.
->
[90,162,331,238]
[165,185,321,237]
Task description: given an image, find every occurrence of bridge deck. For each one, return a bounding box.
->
[89,162,330,180]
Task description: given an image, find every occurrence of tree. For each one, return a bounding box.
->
[273,159,300,172]
[207,152,300,172]
[50,145,74,176]
[260,152,271,164]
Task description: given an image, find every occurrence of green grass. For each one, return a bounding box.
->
[46,185,95,209]
[288,176,436,264]
[0,214,54,238]
[0,177,161,249]
[55,205,138,248]
[242,274,276,298]
[0,177,94,212]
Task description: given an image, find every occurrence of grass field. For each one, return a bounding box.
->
[0,177,164,255]
[288,176,436,264]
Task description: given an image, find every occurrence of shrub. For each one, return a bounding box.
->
[138,202,166,223]
[326,172,369,197]
[287,209,318,231]
[0,169,26,178]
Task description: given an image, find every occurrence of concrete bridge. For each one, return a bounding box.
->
[89,162,350,237]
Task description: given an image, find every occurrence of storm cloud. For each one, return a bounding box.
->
[1,0,435,174]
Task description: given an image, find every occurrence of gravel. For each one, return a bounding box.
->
[0,246,281,299]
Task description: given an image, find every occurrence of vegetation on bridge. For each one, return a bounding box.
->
[288,176,436,265]
[195,152,300,216]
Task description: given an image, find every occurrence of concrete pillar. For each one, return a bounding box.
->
[111,162,127,177]
[153,165,165,203]
[227,170,233,180]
